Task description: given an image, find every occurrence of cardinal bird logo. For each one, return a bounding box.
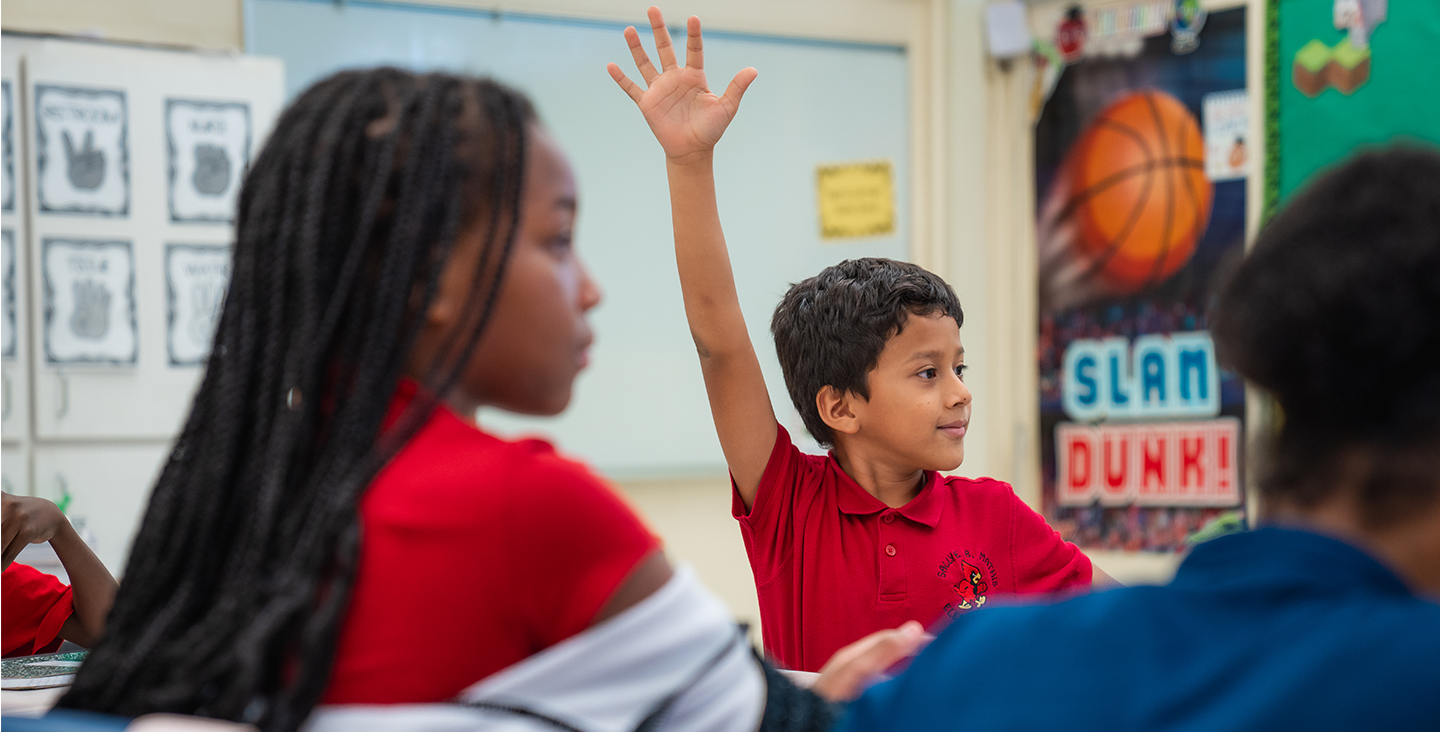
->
[952,559,989,610]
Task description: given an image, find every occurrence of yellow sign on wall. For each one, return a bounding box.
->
[816,161,895,240]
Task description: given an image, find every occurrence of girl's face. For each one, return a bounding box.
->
[415,125,601,416]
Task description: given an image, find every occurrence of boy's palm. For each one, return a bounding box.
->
[609,8,757,161]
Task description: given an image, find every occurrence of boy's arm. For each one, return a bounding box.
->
[609,8,776,506]
[3,492,118,648]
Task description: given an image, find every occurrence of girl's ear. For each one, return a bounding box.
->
[816,385,860,437]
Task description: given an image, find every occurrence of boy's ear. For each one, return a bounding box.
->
[816,385,861,437]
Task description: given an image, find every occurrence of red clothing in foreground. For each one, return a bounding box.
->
[3,562,74,657]
[324,382,660,703]
[735,425,1092,671]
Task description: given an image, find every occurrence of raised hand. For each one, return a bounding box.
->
[608,7,758,164]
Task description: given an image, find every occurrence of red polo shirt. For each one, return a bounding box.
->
[3,562,74,657]
[735,425,1091,671]
[323,381,660,703]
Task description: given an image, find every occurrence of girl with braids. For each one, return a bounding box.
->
[54,16,920,732]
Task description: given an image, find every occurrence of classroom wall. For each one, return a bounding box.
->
[3,0,1237,629]
[0,0,243,50]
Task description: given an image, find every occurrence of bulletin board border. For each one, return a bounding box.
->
[1263,0,1280,223]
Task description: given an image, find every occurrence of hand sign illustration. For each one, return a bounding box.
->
[63,129,106,190]
[70,279,111,340]
[188,280,225,343]
[192,144,231,196]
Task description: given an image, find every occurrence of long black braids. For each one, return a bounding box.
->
[58,68,536,731]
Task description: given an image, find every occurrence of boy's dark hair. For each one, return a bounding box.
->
[60,69,535,731]
[1212,146,1440,529]
[771,257,964,446]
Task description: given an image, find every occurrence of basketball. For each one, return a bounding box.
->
[1066,90,1213,294]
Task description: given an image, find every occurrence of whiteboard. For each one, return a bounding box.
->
[247,0,911,477]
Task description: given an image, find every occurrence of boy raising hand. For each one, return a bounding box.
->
[612,8,1101,671]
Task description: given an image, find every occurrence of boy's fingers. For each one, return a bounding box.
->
[624,26,659,86]
[720,67,759,116]
[607,63,645,105]
[685,16,704,70]
[648,6,679,72]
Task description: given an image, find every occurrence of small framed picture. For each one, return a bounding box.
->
[166,100,250,223]
[3,230,15,360]
[34,85,130,217]
[42,238,136,365]
[165,243,230,365]
[3,81,14,213]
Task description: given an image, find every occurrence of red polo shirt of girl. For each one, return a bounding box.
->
[735,425,1092,671]
[3,562,74,657]
[323,381,660,703]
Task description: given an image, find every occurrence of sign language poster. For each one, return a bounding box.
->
[1035,7,1248,552]
[42,238,137,364]
[35,85,129,216]
[166,100,250,223]
[165,243,230,365]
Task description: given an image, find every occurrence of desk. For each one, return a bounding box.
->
[1,686,67,716]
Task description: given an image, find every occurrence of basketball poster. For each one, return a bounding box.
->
[1036,6,1248,552]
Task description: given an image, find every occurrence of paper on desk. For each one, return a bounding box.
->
[1,650,87,690]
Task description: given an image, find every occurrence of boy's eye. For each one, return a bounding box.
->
[919,367,938,380]
[956,364,968,380]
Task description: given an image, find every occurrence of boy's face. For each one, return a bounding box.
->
[850,312,971,471]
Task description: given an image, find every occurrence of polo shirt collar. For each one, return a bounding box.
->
[829,454,945,527]
[1173,526,1414,599]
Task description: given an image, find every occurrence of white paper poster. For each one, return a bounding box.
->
[2,230,14,359]
[167,100,250,223]
[165,243,230,365]
[1202,89,1249,182]
[2,81,13,213]
[42,238,136,364]
[35,85,129,216]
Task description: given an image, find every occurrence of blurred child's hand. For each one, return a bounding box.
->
[608,7,758,164]
[810,620,930,702]
[2,492,69,569]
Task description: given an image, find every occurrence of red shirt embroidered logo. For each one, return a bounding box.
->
[951,559,990,609]
[938,550,998,619]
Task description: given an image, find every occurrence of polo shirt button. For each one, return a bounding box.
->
[885,544,897,557]
[882,513,895,524]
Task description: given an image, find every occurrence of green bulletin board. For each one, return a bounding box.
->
[1267,0,1440,216]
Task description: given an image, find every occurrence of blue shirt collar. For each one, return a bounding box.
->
[1173,526,1415,599]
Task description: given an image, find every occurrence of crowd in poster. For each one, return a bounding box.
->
[42,238,137,364]
[35,85,129,217]
[165,243,230,365]
[166,100,251,223]
[1034,4,1248,552]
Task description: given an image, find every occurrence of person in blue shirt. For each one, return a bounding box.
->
[838,146,1440,731]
